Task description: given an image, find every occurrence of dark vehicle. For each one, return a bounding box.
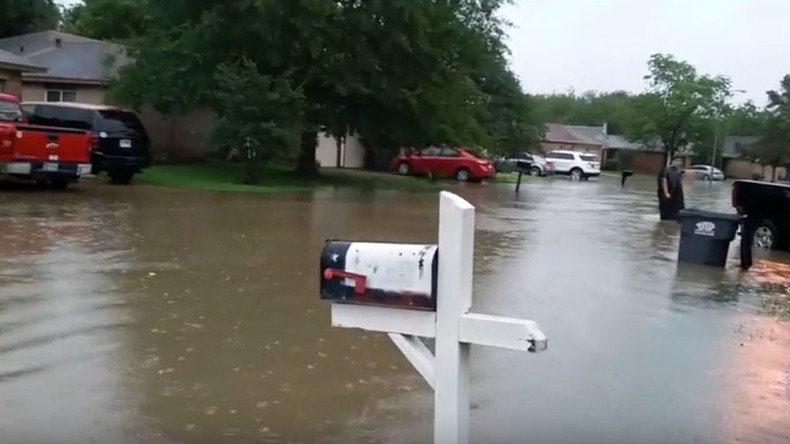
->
[732,180,790,251]
[21,102,150,184]
[494,153,533,173]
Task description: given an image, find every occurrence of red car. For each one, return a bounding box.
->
[390,146,495,182]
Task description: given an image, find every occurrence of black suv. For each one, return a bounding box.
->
[21,102,150,184]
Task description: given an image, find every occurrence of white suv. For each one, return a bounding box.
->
[545,150,601,180]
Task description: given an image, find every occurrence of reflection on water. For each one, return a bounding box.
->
[0,176,787,443]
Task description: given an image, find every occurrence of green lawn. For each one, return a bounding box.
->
[138,162,440,193]
[489,171,535,184]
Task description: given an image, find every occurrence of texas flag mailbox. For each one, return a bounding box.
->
[320,240,439,311]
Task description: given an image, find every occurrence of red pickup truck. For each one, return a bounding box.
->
[0,93,92,189]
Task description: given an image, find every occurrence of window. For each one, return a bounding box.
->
[440,147,459,157]
[0,100,21,122]
[548,152,574,160]
[97,110,146,135]
[57,107,95,130]
[421,146,441,156]
[46,90,78,102]
[580,154,598,162]
[24,105,95,130]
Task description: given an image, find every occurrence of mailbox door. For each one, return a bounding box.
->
[321,241,438,310]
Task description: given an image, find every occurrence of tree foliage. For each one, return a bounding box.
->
[212,58,304,184]
[110,0,540,179]
[753,75,790,175]
[724,102,768,137]
[60,0,149,42]
[531,91,634,135]
[627,54,732,159]
[532,54,746,164]
[0,0,60,38]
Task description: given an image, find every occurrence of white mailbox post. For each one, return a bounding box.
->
[324,191,547,444]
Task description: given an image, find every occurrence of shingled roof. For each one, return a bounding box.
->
[0,31,127,84]
[544,123,607,146]
[0,48,45,72]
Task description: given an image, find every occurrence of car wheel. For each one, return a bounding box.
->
[570,168,583,181]
[753,220,777,250]
[109,170,135,184]
[529,166,542,176]
[397,162,410,176]
[702,174,710,181]
[455,168,471,182]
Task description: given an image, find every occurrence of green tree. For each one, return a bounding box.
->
[625,53,732,162]
[111,0,533,178]
[531,91,634,135]
[753,75,790,179]
[212,58,304,183]
[725,102,768,137]
[60,0,149,41]
[0,0,60,38]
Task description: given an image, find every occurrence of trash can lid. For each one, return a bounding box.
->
[678,208,743,221]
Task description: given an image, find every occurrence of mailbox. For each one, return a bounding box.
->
[320,240,438,311]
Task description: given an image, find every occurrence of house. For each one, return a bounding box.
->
[721,136,786,180]
[0,49,46,97]
[541,123,607,158]
[542,123,695,173]
[0,31,126,104]
[542,123,680,173]
[315,133,366,168]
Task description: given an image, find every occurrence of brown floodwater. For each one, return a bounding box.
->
[0,175,788,443]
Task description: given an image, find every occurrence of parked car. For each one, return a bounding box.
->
[528,154,553,176]
[21,102,150,184]
[390,146,495,182]
[732,179,790,251]
[0,94,92,189]
[685,165,725,181]
[544,150,600,180]
[494,152,532,173]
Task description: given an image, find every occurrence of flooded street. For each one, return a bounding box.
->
[1,175,789,443]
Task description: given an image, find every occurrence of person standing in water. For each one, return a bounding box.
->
[657,157,685,220]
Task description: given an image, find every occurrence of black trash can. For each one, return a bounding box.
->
[677,209,743,267]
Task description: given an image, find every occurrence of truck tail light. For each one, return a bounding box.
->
[0,127,14,147]
[90,133,99,151]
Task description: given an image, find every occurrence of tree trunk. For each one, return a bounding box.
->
[295,129,319,178]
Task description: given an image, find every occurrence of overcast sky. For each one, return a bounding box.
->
[56,0,790,105]
[502,0,790,105]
